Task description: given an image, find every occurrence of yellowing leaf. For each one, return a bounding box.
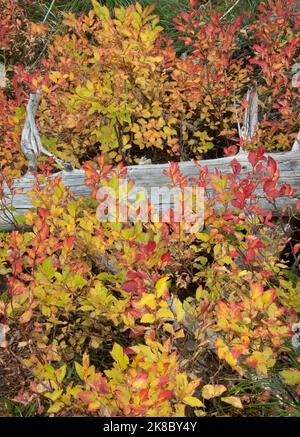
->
[86,80,94,93]
[75,362,84,380]
[156,308,174,320]
[280,369,300,385]
[220,255,233,265]
[196,232,210,242]
[246,347,275,375]
[202,384,227,400]
[172,297,185,322]
[56,364,67,383]
[111,343,129,371]
[221,396,243,409]
[183,396,204,408]
[141,313,155,324]
[45,389,63,402]
[92,0,110,19]
[19,308,33,324]
[155,276,170,298]
[138,293,156,310]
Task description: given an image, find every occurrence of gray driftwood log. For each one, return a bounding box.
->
[1,149,299,232]
[0,89,299,231]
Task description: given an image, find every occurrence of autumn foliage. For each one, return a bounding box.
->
[0,0,300,417]
[1,0,299,171]
[35,0,299,165]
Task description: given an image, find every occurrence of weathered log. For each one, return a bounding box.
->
[1,149,299,231]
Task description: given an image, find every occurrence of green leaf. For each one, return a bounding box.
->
[196,232,210,242]
[39,258,56,280]
[92,0,110,19]
[280,369,300,385]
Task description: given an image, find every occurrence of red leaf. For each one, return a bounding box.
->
[139,388,149,402]
[65,236,75,249]
[39,221,49,240]
[92,374,110,394]
[159,390,173,402]
[293,243,300,256]
[266,157,279,180]
[38,207,50,219]
[161,253,172,263]
[145,241,156,254]
[231,158,241,176]
[122,280,138,293]
[181,12,190,23]
[248,151,258,168]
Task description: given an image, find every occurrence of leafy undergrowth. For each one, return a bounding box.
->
[1,0,300,173]
[1,150,300,416]
[0,0,300,417]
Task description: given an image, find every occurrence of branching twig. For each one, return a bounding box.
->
[221,0,242,20]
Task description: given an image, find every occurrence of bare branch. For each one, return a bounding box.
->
[20,91,72,173]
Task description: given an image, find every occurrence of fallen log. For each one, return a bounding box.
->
[0,149,299,231]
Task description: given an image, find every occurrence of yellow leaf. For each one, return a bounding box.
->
[172,297,185,322]
[41,305,51,317]
[196,232,210,242]
[19,308,33,324]
[111,343,129,371]
[202,384,227,400]
[138,293,156,310]
[155,276,170,298]
[163,323,174,334]
[183,396,204,408]
[47,401,64,414]
[92,0,110,19]
[82,353,90,371]
[86,80,94,93]
[141,313,155,324]
[214,243,222,258]
[75,362,84,380]
[141,109,151,118]
[156,308,174,320]
[220,256,233,265]
[56,364,67,383]
[250,283,264,300]
[45,389,63,402]
[221,396,243,409]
